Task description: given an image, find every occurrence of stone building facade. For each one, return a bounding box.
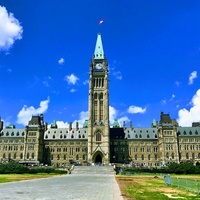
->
[0,34,200,167]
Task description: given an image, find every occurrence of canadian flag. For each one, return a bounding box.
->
[99,20,104,25]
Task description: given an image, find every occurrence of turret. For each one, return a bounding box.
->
[0,117,3,131]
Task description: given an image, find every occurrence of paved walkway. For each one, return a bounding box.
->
[0,166,123,200]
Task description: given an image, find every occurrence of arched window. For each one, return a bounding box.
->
[3,153,6,159]
[76,154,79,160]
[192,153,195,159]
[20,153,23,159]
[171,153,174,159]
[14,153,16,159]
[60,135,63,139]
[79,134,81,139]
[32,153,34,159]
[83,154,86,160]
[148,155,150,160]
[147,134,150,138]
[186,153,189,159]
[96,131,101,142]
[82,134,85,139]
[141,155,144,160]
[27,153,29,159]
[166,152,169,159]
[71,135,74,139]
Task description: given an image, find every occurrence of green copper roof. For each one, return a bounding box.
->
[94,33,104,59]
[83,120,88,128]
[51,120,57,128]
[113,119,120,128]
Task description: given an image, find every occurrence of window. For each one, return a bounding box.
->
[147,134,150,138]
[192,153,195,159]
[20,153,23,159]
[186,153,189,159]
[32,153,34,159]
[141,155,144,160]
[71,135,74,139]
[135,154,137,160]
[96,131,101,142]
[148,155,151,160]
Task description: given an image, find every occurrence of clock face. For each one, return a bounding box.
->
[95,63,103,69]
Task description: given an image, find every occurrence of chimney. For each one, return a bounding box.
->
[130,121,133,130]
[69,122,72,131]
[76,121,79,131]
[123,121,126,130]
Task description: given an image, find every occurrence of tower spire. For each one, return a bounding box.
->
[94,33,104,59]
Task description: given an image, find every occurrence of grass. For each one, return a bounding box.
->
[0,173,61,183]
[116,174,200,200]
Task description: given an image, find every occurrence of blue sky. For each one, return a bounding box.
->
[1,0,200,128]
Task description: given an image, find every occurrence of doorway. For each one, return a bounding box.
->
[95,154,102,163]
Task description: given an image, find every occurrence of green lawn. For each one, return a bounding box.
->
[116,174,200,200]
[0,174,61,183]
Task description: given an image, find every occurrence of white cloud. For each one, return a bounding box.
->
[83,80,89,85]
[109,106,117,123]
[169,94,175,101]
[177,89,200,126]
[0,6,23,51]
[175,81,181,87]
[64,74,79,85]
[70,88,76,93]
[109,105,129,126]
[58,58,64,64]
[128,105,146,114]
[55,111,88,128]
[161,99,166,105]
[113,71,122,80]
[17,98,50,126]
[118,116,130,127]
[188,71,197,85]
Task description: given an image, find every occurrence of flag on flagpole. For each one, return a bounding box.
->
[99,20,104,25]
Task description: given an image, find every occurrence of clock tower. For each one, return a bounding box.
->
[88,34,110,164]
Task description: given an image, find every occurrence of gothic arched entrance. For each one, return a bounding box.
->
[93,151,103,164]
[95,154,102,163]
